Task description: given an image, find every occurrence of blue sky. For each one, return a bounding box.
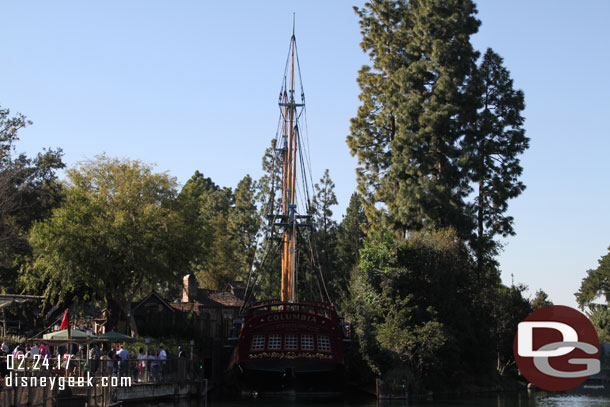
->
[2,1,609,309]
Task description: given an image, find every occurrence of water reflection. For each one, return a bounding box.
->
[129,394,610,407]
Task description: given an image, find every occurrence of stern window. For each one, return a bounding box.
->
[285,334,298,350]
[318,335,331,351]
[269,334,282,350]
[252,335,265,350]
[301,334,314,350]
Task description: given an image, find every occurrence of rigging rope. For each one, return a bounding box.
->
[241,30,333,310]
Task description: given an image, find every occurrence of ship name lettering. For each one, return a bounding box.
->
[266,314,317,323]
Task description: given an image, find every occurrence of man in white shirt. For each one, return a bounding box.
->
[159,345,167,378]
[117,345,129,376]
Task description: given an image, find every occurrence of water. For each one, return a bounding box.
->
[128,394,610,407]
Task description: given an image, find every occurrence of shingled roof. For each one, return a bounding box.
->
[180,274,244,306]
[226,281,246,300]
[196,288,243,307]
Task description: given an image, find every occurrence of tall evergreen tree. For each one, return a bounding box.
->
[348,0,480,238]
[253,140,283,299]
[257,139,282,228]
[228,175,260,282]
[465,48,528,273]
[334,192,367,300]
[195,186,236,289]
[304,169,339,303]
[313,169,338,234]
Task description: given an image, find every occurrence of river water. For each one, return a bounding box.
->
[129,394,610,407]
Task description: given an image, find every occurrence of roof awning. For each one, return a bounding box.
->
[0,295,45,309]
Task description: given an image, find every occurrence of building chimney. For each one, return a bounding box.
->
[182,274,198,303]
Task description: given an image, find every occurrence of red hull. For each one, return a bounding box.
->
[232,300,345,373]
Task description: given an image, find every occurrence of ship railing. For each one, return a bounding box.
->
[95,357,199,383]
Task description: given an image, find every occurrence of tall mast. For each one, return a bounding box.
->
[279,23,302,303]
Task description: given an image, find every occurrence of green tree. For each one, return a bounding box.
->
[257,139,282,225]
[465,48,528,272]
[576,247,610,310]
[531,289,553,310]
[348,0,480,238]
[491,284,532,375]
[589,306,610,344]
[576,247,610,342]
[195,185,236,289]
[22,155,191,335]
[177,171,256,290]
[347,229,478,391]
[253,140,283,299]
[228,175,260,282]
[309,169,339,302]
[176,171,218,274]
[0,106,64,291]
[312,169,338,234]
[334,192,367,302]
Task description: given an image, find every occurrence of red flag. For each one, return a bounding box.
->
[59,309,69,330]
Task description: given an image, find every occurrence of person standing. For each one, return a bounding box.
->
[30,343,40,358]
[39,342,50,359]
[158,345,167,379]
[149,350,159,381]
[0,344,7,378]
[117,345,129,377]
[137,348,146,382]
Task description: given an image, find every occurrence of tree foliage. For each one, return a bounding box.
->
[576,247,610,310]
[177,171,260,291]
[243,140,280,299]
[348,0,481,237]
[490,284,532,375]
[345,0,531,389]
[348,2,527,261]
[531,289,553,311]
[22,155,191,335]
[228,175,260,281]
[347,229,480,390]
[334,193,367,302]
[466,48,528,270]
[0,106,64,291]
[576,247,610,342]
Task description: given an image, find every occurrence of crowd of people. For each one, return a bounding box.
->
[1,341,190,382]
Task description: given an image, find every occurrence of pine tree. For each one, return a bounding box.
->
[531,289,553,310]
[195,186,238,289]
[176,171,220,285]
[308,169,339,302]
[334,193,367,300]
[257,139,282,230]
[348,0,481,238]
[313,169,338,234]
[254,140,283,299]
[228,175,260,281]
[464,48,528,272]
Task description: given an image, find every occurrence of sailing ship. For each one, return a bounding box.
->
[229,27,348,395]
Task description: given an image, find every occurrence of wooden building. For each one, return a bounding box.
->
[172,274,244,339]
